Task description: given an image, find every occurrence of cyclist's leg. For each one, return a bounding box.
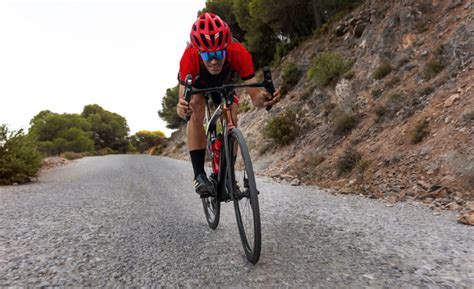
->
[187,93,213,195]
[187,92,206,152]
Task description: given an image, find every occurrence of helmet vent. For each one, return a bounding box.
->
[193,35,201,49]
[200,34,210,50]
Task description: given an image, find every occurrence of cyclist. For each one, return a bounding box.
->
[176,12,281,197]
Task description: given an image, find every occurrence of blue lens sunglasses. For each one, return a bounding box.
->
[200,50,226,61]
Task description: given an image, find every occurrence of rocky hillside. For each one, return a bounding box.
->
[162,0,473,221]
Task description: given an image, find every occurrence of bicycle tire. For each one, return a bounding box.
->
[227,128,261,264]
[201,129,221,230]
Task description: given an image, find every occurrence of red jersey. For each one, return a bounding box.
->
[178,42,255,85]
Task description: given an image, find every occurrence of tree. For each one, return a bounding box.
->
[0,124,43,184]
[201,0,246,41]
[81,104,130,152]
[158,85,186,129]
[130,130,166,154]
[250,0,314,40]
[232,0,278,68]
[29,112,95,155]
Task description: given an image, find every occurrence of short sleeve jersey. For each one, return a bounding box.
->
[178,42,255,85]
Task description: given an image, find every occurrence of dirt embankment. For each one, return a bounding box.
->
[162,0,473,224]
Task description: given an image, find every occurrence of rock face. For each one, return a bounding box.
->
[162,0,474,217]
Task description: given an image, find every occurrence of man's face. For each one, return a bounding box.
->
[202,58,225,75]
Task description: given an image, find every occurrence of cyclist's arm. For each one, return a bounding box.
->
[243,77,281,108]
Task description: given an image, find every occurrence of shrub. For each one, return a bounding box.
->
[239,99,252,113]
[0,125,43,185]
[374,105,387,122]
[95,147,115,156]
[373,62,392,80]
[461,110,474,123]
[299,153,326,178]
[386,76,401,88]
[274,40,298,64]
[343,70,355,79]
[410,119,429,144]
[375,92,406,120]
[419,85,434,96]
[333,112,357,135]
[281,62,301,93]
[423,59,444,80]
[61,151,93,160]
[416,22,429,33]
[356,159,370,173]
[263,109,300,146]
[336,149,362,176]
[371,88,383,99]
[321,101,336,118]
[307,52,353,86]
[434,44,444,56]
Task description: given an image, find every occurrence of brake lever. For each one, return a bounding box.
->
[184,75,193,122]
[262,66,275,111]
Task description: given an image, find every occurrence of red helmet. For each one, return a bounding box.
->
[190,12,232,52]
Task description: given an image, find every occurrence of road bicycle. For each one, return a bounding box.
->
[183,67,275,264]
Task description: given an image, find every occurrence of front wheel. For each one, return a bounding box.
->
[227,129,261,264]
[202,130,221,230]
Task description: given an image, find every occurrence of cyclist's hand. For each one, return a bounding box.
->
[263,88,281,107]
[177,98,192,119]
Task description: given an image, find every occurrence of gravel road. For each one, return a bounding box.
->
[0,155,472,287]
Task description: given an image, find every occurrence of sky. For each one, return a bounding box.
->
[0,0,206,136]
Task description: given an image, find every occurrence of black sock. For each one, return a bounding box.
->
[190,149,206,179]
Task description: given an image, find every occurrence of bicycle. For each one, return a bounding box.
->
[183,67,275,264]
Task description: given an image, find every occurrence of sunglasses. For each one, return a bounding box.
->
[200,50,227,61]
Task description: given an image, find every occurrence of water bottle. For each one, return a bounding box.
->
[211,135,222,174]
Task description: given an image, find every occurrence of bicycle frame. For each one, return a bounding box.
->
[184,66,276,201]
[203,94,236,201]
[184,67,274,264]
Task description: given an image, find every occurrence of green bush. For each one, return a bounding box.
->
[374,105,387,122]
[307,52,353,86]
[281,62,301,93]
[239,98,252,113]
[410,119,429,144]
[263,109,300,145]
[0,125,43,185]
[336,149,362,176]
[333,112,357,135]
[423,59,444,80]
[61,151,93,160]
[373,62,392,80]
[274,40,298,63]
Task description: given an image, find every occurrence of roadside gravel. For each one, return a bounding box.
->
[0,155,472,287]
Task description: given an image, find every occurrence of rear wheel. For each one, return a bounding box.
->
[227,128,261,264]
[201,129,220,230]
